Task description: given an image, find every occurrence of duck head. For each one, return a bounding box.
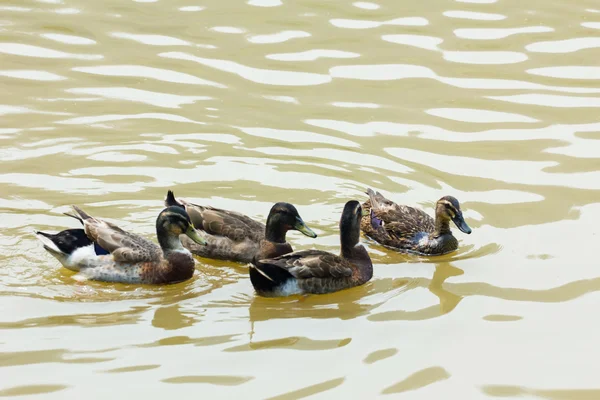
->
[266,202,317,242]
[157,206,207,250]
[340,200,367,248]
[435,196,472,234]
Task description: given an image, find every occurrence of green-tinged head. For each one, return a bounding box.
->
[158,206,207,245]
[266,202,317,242]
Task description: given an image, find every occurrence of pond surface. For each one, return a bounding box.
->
[2,0,600,398]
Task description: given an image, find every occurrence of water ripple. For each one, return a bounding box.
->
[582,22,600,29]
[267,49,359,61]
[179,6,205,12]
[161,52,332,86]
[330,64,435,80]
[41,33,96,45]
[0,43,101,60]
[247,0,282,7]
[385,148,600,189]
[72,65,225,87]
[248,31,310,44]
[527,66,600,80]
[0,70,66,81]
[330,17,428,29]
[443,51,527,64]
[426,108,538,123]
[382,34,443,51]
[353,2,380,10]
[454,26,554,40]
[527,37,600,53]
[110,32,190,46]
[236,127,359,147]
[57,113,204,126]
[443,10,505,20]
[488,94,600,108]
[65,87,211,109]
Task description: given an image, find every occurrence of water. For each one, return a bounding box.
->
[2,0,600,398]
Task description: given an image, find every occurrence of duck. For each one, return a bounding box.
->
[35,205,206,284]
[361,188,472,256]
[165,190,317,263]
[249,200,373,297]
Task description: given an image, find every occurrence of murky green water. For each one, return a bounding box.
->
[2,0,600,398]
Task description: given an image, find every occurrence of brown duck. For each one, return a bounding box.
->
[165,191,317,263]
[249,200,373,297]
[35,205,206,284]
[361,189,471,255]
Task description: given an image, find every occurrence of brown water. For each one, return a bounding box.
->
[2,0,600,398]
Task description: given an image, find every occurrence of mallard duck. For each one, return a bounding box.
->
[249,200,372,297]
[361,188,471,255]
[165,191,317,263]
[35,205,206,284]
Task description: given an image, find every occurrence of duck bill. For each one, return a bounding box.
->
[452,214,472,234]
[185,225,207,245]
[294,217,317,238]
[361,208,369,217]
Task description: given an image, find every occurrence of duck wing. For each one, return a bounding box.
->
[365,188,402,214]
[165,191,265,242]
[189,205,265,242]
[259,249,353,279]
[362,190,436,247]
[72,206,161,263]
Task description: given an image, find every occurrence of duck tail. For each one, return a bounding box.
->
[63,211,84,225]
[366,188,379,210]
[35,230,67,259]
[165,190,185,209]
[71,205,92,221]
[366,188,383,210]
[249,258,293,294]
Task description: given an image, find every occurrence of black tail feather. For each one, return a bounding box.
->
[35,230,53,239]
[249,259,293,294]
[37,228,93,255]
[165,190,185,209]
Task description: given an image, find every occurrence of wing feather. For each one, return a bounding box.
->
[259,249,353,279]
[186,204,265,242]
[72,206,161,263]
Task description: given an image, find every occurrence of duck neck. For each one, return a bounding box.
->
[265,215,288,244]
[433,216,452,238]
[341,243,373,283]
[157,224,185,255]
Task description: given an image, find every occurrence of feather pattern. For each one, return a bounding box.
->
[37,205,200,284]
[361,189,469,255]
[166,191,315,263]
[250,200,372,297]
[73,205,162,264]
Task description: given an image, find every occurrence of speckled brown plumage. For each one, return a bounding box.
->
[361,189,471,256]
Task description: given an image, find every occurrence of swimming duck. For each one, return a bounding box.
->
[165,191,317,263]
[249,200,373,297]
[35,205,206,284]
[361,188,471,256]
